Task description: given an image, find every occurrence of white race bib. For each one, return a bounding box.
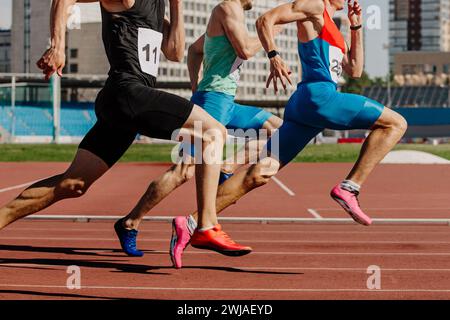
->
[329,46,344,84]
[138,27,163,77]
[230,57,244,84]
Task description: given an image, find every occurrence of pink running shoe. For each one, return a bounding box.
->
[170,216,192,269]
[330,184,373,226]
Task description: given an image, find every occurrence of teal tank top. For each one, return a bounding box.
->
[197,34,243,96]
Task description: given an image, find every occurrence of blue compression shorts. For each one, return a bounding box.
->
[266,81,384,165]
[191,91,272,130]
[181,91,273,157]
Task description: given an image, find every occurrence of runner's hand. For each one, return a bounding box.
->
[266,55,292,93]
[348,0,362,27]
[36,47,65,81]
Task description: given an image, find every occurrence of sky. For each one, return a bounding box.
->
[0,0,389,77]
[360,0,390,78]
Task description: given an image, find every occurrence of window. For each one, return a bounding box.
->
[70,63,78,73]
[444,64,449,74]
[70,48,78,59]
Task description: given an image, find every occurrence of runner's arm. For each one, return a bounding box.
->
[255,0,323,92]
[187,34,205,93]
[162,0,185,62]
[220,3,261,60]
[343,0,364,78]
[255,0,323,53]
[37,0,90,80]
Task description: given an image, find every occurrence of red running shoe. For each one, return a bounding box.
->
[191,224,252,256]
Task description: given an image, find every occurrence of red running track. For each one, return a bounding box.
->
[0,163,450,219]
[1,221,450,300]
[0,162,450,299]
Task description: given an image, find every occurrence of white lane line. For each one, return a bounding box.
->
[237,267,450,272]
[271,176,295,196]
[1,283,450,293]
[0,179,41,193]
[21,215,450,225]
[1,241,445,256]
[3,263,450,273]
[3,236,450,245]
[8,227,450,235]
[179,251,450,257]
[315,207,450,211]
[307,208,323,219]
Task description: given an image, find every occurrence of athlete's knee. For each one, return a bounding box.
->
[384,111,408,137]
[244,157,280,189]
[263,116,283,134]
[170,163,195,185]
[393,114,408,135]
[57,176,92,199]
[202,121,227,145]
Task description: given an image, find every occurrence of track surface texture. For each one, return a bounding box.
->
[0,163,449,299]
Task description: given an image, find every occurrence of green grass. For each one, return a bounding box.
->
[1,143,450,162]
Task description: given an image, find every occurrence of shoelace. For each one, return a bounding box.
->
[217,230,236,244]
[125,230,138,249]
[349,189,361,206]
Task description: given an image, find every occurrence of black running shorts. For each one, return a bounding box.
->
[79,77,194,167]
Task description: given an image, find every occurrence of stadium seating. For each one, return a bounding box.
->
[0,104,97,137]
[362,86,450,108]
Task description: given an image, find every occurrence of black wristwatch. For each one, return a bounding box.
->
[350,25,362,31]
[267,50,280,59]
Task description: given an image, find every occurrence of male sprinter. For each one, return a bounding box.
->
[114,0,283,267]
[0,0,248,255]
[171,0,408,266]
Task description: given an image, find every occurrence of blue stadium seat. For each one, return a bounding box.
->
[0,104,97,137]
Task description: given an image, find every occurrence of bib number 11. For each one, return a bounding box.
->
[138,27,163,77]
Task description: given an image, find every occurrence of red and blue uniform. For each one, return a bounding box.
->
[267,9,384,164]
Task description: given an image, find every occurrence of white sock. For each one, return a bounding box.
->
[340,180,361,193]
[186,215,197,235]
[198,225,215,232]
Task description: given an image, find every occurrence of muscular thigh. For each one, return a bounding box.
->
[129,84,195,140]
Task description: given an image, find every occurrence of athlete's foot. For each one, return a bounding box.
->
[114,218,144,257]
[190,224,252,256]
[330,184,372,226]
[219,171,234,185]
[170,216,192,269]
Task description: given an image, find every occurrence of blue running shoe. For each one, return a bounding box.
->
[114,219,144,257]
[219,171,233,185]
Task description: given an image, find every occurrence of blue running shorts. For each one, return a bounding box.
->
[266,81,384,165]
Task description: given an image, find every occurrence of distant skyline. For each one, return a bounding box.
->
[0,0,389,77]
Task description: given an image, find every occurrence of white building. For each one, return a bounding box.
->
[389,0,450,67]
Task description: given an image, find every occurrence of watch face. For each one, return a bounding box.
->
[268,50,279,58]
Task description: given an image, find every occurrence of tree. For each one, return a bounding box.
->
[340,71,372,94]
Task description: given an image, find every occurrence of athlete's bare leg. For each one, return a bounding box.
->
[345,108,407,186]
[0,149,109,230]
[221,115,283,174]
[123,161,196,230]
[177,105,226,229]
[188,108,407,222]
[190,156,282,222]
[121,115,282,230]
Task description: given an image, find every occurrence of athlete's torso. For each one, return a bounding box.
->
[297,9,346,86]
[101,0,165,86]
[197,34,243,96]
[197,3,244,96]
